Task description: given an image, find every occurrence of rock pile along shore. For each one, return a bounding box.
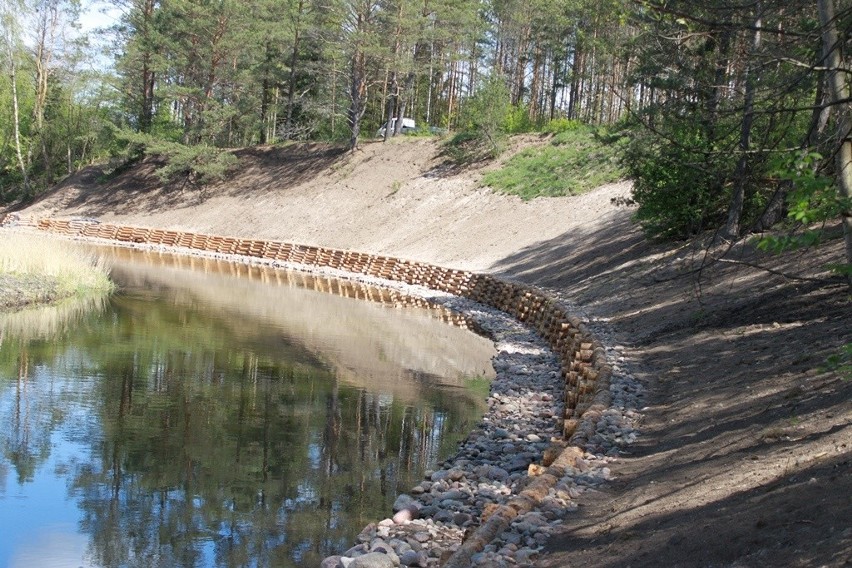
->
[321,294,644,568]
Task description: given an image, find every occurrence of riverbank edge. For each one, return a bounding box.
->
[0,273,67,312]
[0,233,114,313]
[1,215,630,566]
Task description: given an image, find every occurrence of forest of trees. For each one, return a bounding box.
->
[0,0,850,259]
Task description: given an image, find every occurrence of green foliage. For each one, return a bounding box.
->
[112,130,237,185]
[152,142,238,184]
[452,76,512,160]
[754,154,840,249]
[623,124,732,240]
[481,126,625,200]
[541,118,582,135]
[754,152,851,277]
[504,104,534,134]
[825,344,852,380]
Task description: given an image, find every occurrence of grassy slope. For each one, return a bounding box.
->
[481,126,625,199]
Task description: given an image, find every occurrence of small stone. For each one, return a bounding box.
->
[393,506,418,524]
[390,539,412,555]
[405,538,422,552]
[430,470,450,482]
[393,494,417,512]
[528,463,546,476]
[479,465,510,482]
[399,550,426,567]
[358,524,377,543]
[448,468,465,481]
[502,532,522,546]
[344,544,368,557]
[514,548,539,565]
[350,552,396,568]
[441,489,467,501]
[321,556,344,568]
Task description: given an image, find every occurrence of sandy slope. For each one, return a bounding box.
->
[18,137,630,272]
[9,137,852,567]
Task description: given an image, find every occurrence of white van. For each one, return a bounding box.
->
[377,117,416,137]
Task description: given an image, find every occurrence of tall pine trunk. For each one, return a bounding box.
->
[724,5,762,239]
[284,0,305,140]
[348,49,367,151]
[818,0,852,284]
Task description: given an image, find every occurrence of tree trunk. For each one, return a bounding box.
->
[139,0,156,133]
[383,70,397,142]
[32,2,59,181]
[348,49,367,151]
[284,0,305,140]
[9,54,30,194]
[259,46,271,144]
[756,78,830,231]
[724,4,762,239]
[549,46,560,120]
[568,39,582,120]
[818,0,852,284]
[395,70,416,135]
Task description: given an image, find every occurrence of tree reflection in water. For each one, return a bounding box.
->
[0,254,492,568]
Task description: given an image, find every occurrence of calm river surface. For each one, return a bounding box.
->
[0,246,495,567]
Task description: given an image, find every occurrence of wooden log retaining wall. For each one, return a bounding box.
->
[106,242,479,331]
[23,217,610,445]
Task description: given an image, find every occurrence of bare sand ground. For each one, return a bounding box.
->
[9,137,851,567]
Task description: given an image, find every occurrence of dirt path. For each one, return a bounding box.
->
[8,137,851,567]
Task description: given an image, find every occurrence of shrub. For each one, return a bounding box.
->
[110,130,237,185]
[451,76,512,161]
[623,125,731,239]
[541,118,582,135]
[146,140,237,184]
[504,104,534,134]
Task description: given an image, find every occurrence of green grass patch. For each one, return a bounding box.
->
[482,126,626,200]
[464,374,492,399]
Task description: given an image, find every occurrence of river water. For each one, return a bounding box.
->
[0,246,495,567]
